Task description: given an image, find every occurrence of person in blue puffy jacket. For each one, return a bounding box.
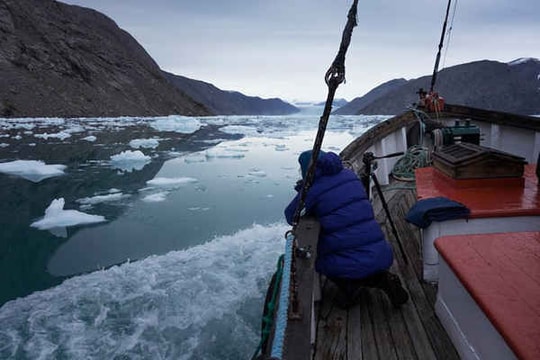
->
[285,150,408,308]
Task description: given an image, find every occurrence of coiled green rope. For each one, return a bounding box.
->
[391,145,430,181]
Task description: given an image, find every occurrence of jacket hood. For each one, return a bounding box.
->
[298,150,343,178]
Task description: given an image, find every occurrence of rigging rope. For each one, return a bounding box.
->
[441,0,459,71]
[291,0,358,228]
[430,0,452,92]
[264,1,360,358]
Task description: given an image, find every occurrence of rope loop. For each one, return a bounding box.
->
[325,66,345,87]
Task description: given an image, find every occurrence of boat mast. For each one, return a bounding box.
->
[430,0,452,92]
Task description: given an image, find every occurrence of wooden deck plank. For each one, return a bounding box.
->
[379,187,460,360]
[346,305,362,359]
[380,296,418,359]
[367,289,399,360]
[357,290,378,360]
[314,284,347,359]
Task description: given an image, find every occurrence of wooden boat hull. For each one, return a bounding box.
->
[262,103,540,359]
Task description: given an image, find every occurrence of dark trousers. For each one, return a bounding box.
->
[330,271,389,299]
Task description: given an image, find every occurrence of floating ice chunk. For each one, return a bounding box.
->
[110,150,151,172]
[0,160,66,182]
[187,207,210,211]
[184,153,207,163]
[274,144,289,151]
[142,192,168,202]
[82,135,97,142]
[198,139,226,144]
[226,147,249,153]
[0,143,8,147]
[147,177,198,187]
[129,138,160,149]
[150,116,201,134]
[34,131,71,140]
[31,198,105,232]
[76,193,130,206]
[205,148,245,159]
[219,125,259,136]
[248,169,267,177]
[14,135,22,140]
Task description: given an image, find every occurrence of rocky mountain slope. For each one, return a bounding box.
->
[339,59,540,115]
[163,72,298,115]
[0,0,213,117]
[333,79,406,115]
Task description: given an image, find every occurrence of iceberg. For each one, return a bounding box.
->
[150,116,201,134]
[0,160,66,182]
[129,138,160,149]
[31,198,106,232]
[110,150,151,172]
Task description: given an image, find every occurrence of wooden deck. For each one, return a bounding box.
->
[313,182,459,359]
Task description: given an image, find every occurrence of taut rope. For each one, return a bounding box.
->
[265,1,360,359]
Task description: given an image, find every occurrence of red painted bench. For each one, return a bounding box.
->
[435,232,540,359]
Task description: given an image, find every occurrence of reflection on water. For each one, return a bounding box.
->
[0,119,238,304]
[0,113,384,359]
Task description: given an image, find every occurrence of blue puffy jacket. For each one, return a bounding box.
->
[284,151,393,279]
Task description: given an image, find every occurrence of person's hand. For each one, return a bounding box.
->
[294,180,304,192]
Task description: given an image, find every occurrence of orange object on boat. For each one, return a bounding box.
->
[425,91,445,112]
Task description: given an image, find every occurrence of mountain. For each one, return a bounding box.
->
[316,98,349,108]
[339,59,540,115]
[0,0,298,118]
[0,0,212,117]
[333,79,407,115]
[163,72,299,115]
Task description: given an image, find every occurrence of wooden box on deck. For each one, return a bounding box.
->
[432,143,526,180]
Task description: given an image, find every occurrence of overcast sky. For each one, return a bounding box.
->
[62,0,539,103]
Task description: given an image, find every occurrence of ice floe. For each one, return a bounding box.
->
[187,207,211,211]
[34,131,72,140]
[150,116,202,134]
[183,153,207,163]
[31,198,106,233]
[248,169,267,177]
[205,147,245,159]
[146,177,198,187]
[142,192,168,202]
[82,135,97,142]
[129,138,160,149]
[0,160,66,182]
[76,192,130,206]
[110,150,151,172]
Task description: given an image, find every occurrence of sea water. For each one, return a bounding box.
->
[0,109,389,359]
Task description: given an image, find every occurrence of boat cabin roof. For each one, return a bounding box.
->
[435,231,540,360]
